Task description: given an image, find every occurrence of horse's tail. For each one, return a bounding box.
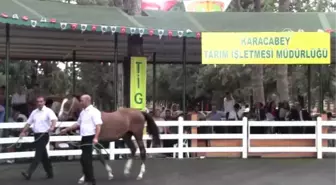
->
[142,112,161,146]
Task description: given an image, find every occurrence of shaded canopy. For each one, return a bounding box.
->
[0,0,335,63]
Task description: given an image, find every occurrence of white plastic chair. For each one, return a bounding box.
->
[173,139,190,158]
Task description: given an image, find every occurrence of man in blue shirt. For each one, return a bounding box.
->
[207,105,225,133]
[0,86,6,123]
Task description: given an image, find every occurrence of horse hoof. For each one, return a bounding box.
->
[108,174,114,180]
[136,176,143,180]
[124,172,130,177]
[78,180,84,184]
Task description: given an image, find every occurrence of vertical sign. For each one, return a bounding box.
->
[130,57,147,110]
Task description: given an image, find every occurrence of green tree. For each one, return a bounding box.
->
[276,0,290,102]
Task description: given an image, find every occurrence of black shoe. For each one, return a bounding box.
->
[21,172,31,180]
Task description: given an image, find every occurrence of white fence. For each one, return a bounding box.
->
[0,117,335,160]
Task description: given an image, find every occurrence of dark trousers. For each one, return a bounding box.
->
[27,133,53,176]
[80,135,95,183]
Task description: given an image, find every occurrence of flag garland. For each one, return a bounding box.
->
[1,12,335,38]
[0,12,201,39]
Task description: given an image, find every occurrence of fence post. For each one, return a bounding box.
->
[178,116,184,159]
[109,142,115,160]
[316,117,323,159]
[242,117,248,159]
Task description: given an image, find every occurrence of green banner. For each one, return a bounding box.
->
[130,57,147,110]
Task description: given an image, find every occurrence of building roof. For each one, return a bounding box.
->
[0,0,335,63]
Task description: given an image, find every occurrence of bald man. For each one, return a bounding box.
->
[61,95,102,185]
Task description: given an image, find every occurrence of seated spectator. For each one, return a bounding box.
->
[327,112,336,147]
[11,86,28,116]
[227,103,243,133]
[26,83,40,114]
[288,102,313,133]
[159,106,166,117]
[277,101,291,133]
[6,109,28,164]
[153,109,166,134]
[278,101,290,121]
[228,103,242,121]
[0,98,4,123]
[207,105,225,133]
[253,102,266,121]
[265,101,278,133]
[14,109,28,122]
[194,104,209,134]
[266,101,277,121]
[164,109,172,121]
[250,102,268,134]
[171,104,183,120]
[194,105,206,121]
[164,109,177,134]
[9,109,28,138]
[223,92,235,120]
[0,86,6,123]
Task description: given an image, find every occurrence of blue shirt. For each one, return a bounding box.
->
[207,111,224,120]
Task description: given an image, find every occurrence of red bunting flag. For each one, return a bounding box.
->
[50,18,57,23]
[22,16,28,21]
[120,26,126,34]
[1,13,8,18]
[168,30,173,37]
[91,25,97,32]
[149,29,154,36]
[70,23,78,30]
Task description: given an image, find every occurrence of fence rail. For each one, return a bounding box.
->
[0,117,335,160]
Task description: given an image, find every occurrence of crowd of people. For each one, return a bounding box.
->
[149,92,335,135]
[0,88,335,163]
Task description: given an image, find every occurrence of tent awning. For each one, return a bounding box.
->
[0,0,335,63]
[0,23,201,63]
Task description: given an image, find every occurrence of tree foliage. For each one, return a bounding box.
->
[17,0,334,111]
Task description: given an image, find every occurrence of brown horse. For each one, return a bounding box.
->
[57,96,161,182]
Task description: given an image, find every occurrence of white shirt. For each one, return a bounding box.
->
[77,105,103,136]
[27,106,58,133]
[266,112,275,121]
[11,93,26,104]
[228,110,241,120]
[223,98,235,113]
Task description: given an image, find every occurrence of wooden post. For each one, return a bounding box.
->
[191,113,198,157]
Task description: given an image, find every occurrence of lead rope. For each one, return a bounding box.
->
[6,120,67,149]
[7,121,110,159]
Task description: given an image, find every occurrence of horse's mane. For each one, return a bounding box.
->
[72,94,81,102]
[51,101,61,114]
[64,94,81,102]
[59,94,82,119]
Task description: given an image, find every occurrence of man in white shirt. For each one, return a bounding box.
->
[12,86,28,115]
[19,96,57,180]
[12,86,27,105]
[223,92,235,120]
[228,103,242,121]
[61,94,102,185]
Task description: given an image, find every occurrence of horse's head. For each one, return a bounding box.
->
[58,96,81,121]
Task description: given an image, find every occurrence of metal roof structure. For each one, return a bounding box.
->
[0,0,335,64]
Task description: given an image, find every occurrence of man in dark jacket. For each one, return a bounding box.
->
[288,102,313,133]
